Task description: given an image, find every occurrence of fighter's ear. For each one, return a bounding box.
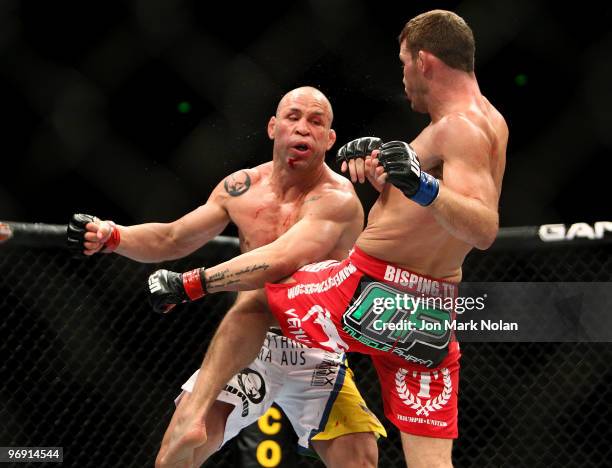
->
[418,50,436,77]
[417,50,427,72]
[326,129,337,151]
[267,116,276,140]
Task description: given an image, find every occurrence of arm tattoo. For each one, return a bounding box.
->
[206,264,270,287]
[304,195,322,203]
[208,269,230,282]
[224,171,251,196]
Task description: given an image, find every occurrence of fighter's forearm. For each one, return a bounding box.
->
[113,223,178,262]
[203,246,296,293]
[429,184,498,250]
[117,221,222,263]
[148,245,300,313]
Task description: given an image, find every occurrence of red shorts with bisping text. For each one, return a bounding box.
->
[265,246,461,438]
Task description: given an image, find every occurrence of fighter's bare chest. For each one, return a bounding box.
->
[227,188,304,249]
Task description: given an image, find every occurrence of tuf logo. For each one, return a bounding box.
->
[148,271,162,293]
[539,221,612,242]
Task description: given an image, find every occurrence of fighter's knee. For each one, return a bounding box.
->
[358,439,378,467]
[355,438,378,468]
[154,450,167,468]
[404,454,452,468]
[408,461,452,468]
[319,432,378,468]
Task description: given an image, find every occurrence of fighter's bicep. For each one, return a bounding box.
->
[270,190,358,265]
[176,201,230,233]
[437,121,499,208]
[280,216,344,263]
[168,186,231,250]
[442,156,498,209]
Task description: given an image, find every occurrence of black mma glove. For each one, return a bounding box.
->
[67,213,120,255]
[336,137,383,164]
[147,268,207,314]
[378,141,439,206]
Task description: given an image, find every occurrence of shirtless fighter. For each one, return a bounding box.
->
[67,87,385,468]
[148,10,507,467]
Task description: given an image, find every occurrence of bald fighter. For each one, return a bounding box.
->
[68,87,385,468]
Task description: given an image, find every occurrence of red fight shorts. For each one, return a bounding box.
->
[265,246,461,438]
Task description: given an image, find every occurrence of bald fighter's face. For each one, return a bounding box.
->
[268,89,336,170]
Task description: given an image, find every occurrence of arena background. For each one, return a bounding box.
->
[1,1,611,467]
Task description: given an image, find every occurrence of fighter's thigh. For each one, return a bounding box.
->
[311,432,378,468]
[231,289,278,327]
[400,432,453,468]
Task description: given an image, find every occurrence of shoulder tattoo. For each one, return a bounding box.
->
[224,171,251,197]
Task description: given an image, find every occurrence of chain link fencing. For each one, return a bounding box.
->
[1,223,611,467]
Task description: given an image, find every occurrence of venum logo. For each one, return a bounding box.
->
[284,306,349,354]
[539,221,612,242]
[284,309,313,346]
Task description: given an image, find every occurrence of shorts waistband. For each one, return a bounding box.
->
[348,246,458,299]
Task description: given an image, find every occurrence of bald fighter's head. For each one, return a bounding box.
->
[268,87,336,171]
[275,86,334,124]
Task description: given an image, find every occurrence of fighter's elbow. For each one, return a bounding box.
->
[275,255,304,278]
[474,219,498,250]
[272,246,319,279]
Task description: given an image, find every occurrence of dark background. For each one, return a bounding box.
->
[2,2,612,466]
[1,0,611,233]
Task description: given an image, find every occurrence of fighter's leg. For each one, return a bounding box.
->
[369,354,459,468]
[308,364,383,468]
[158,289,275,466]
[156,394,234,468]
[311,433,378,468]
[272,335,384,468]
[400,433,453,468]
[190,289,276,410]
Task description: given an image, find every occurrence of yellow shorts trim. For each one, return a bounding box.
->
[311,365,387,442]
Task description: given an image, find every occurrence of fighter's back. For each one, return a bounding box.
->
[357,95,507,281]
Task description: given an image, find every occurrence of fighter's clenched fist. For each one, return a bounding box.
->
[67,213,120,256]
[378,141,439,206]
[335,137,387,190]
[148,268,207,314]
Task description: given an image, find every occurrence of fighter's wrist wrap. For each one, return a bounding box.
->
[411,171,440,206]
[101,221,121,253]
[182,268,207,300]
